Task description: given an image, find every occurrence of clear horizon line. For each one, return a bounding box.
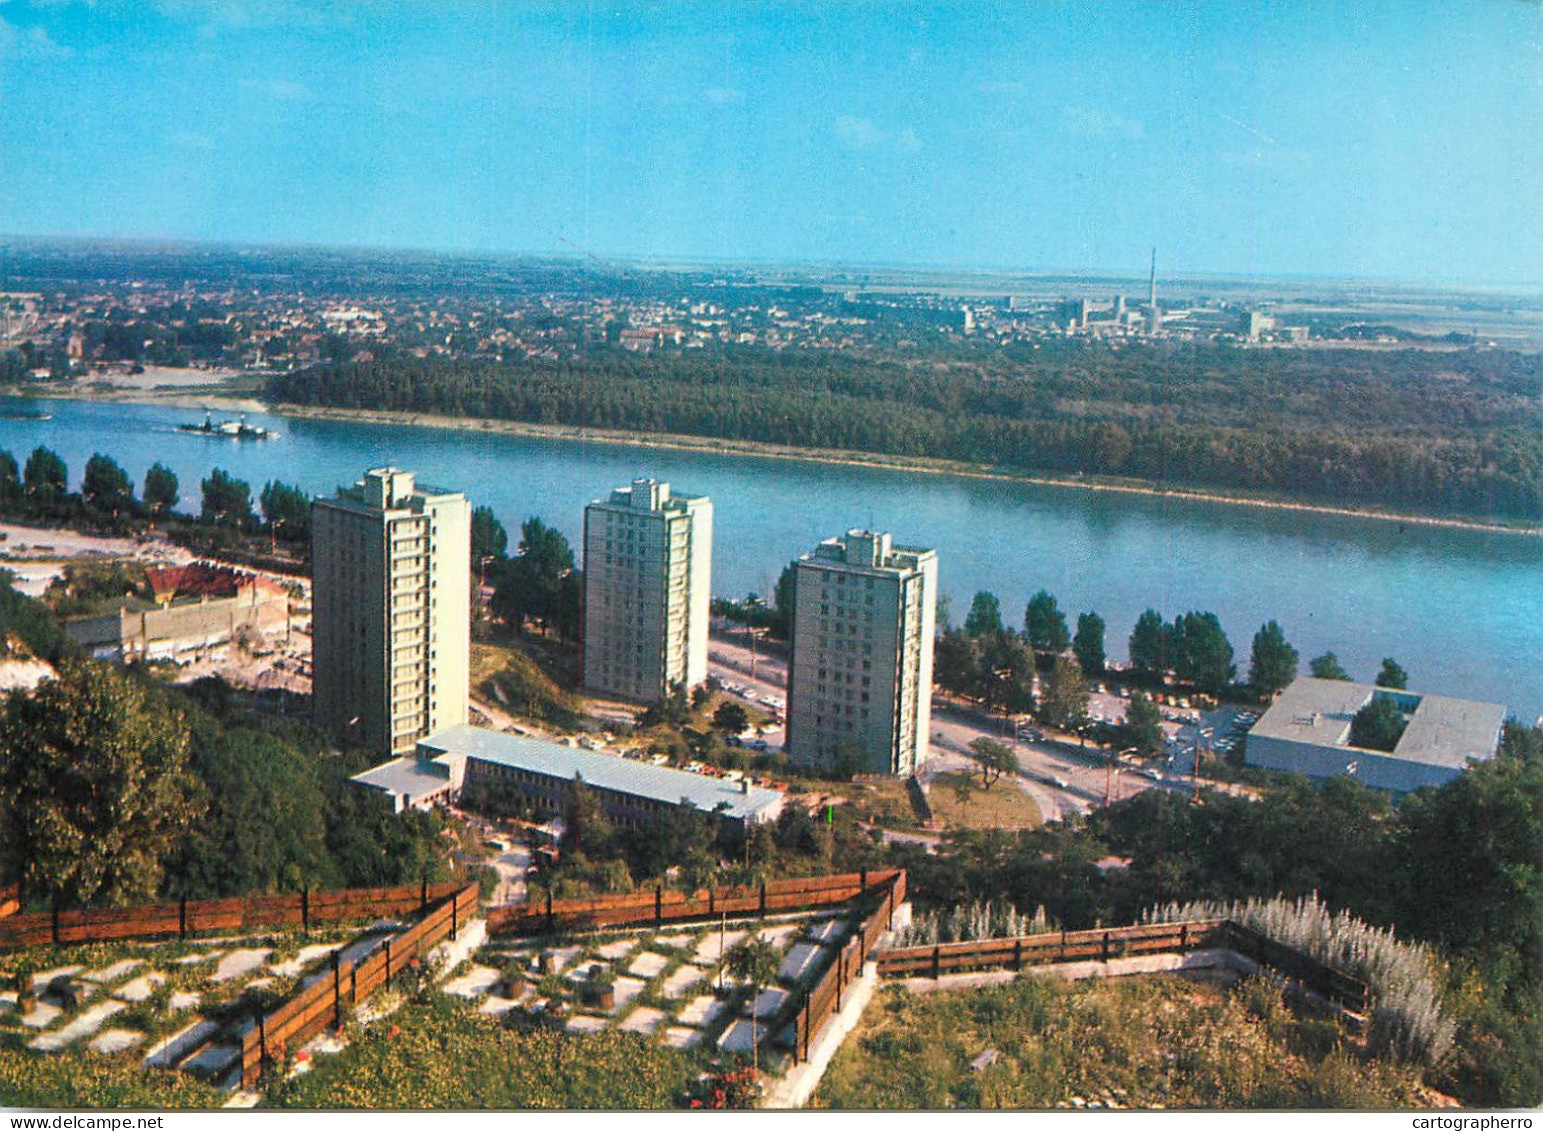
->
[3,229,1542,296]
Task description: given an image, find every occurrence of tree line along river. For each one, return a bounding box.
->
[2,396,1539,724]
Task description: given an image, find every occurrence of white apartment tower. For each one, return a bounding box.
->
[312,467,470,757]
[582,479,712,702]
[786,530,937,776]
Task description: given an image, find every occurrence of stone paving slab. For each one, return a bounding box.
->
[336,934,389,967]
[677,996,725,1028]
[778,942,825,984]
[609,976,646,1013]
[143,1020,218,1068]
[595,939,636,961]
[211,949,272,983]
[547,945,584,973]
[478,994,522,1017]
[443,964,500,999]
[619,1006,665,1034]
[660,1026,703,1050]
[660,965,710,999]
[184,1043,242,1079]
[652,932,697,950]
[173,951,223,966]
[34,965,85,985]
[564,1014,607,1034]
[805,918,848,944]
[168,991,201,1012]
[693,929,746,965]
[19,1002,62,1029]
[82,959,143,985]
[114,973,166,1003]
[750,987,790,1020]
[29,1001,125,1052]
[759,923,801,947]
[269,944,342,978]
[718,1018,769,1053]
[89,1028,144,1055]
[627,951,670,979]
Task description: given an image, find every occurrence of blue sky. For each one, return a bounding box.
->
[0,1,1538,284]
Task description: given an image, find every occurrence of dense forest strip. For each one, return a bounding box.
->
[267,344,1543,522]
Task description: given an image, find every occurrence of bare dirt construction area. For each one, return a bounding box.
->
[0,522,312,697]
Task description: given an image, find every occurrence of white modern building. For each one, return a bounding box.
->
[785,530,937,776]
[581,479,712,703]
[312,467,470,757]
[1244,677,1504,792]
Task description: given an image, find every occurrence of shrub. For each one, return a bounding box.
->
[1146,893,1455,1065]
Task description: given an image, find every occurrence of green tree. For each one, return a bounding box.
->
[23,446,67,510]
[143,462,179,517]
[1392,725,1543,970]
[1171,611,1236,694]
[200,468,254,529]
[964,590,1004,637]
[1024,589,1070,654]
[165,719,337,897]
[81,453,134,516]
[1249,620,1299,698]
[0,662,198,906]
[259,481,311,542]
[725,932,781,1072]
[769,563,796,640]
[976,630,1035,716]
[1128,608,1168,680]
[1310,651,1351,681]
[966,737,1018,790]
[933,626,979,698]
[567,775,618,860]
[712,701,750,736]
[1377,657,1409,689]
[1072,611,1106,679]
[491,517,578,637]
[0,449,19,507]
[1039,654,1090,732]
[1122,692,1166,757]
[471,505,508,565]
[1349,696,1408,752]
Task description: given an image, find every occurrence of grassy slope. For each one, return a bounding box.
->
[814,974,1435,1110]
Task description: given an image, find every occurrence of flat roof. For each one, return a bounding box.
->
[419,725,783,821]
[352,756,453,802]
[1250,677,1504,769]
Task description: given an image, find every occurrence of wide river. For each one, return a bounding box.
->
[2,397,1539,722]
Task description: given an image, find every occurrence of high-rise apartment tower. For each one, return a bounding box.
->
[311,467,470,757]
[582,479,712,702]
[785,530,937,776]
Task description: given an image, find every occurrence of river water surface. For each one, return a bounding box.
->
[2,397,1538,722]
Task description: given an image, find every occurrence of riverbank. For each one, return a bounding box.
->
[269,403,1541,539]
[7,382,1537,537]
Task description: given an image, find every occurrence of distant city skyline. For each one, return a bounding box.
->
[0,1,1538,287]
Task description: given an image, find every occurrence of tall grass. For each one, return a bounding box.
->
[891,900,1052,948]
[1145,894,1454,1066]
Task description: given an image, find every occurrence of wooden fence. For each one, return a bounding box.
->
[486,869,903,936]
[0,881,464,951]
[787,869,907,1063]
[872,917,1369,1014]
[1219,921,1370,1012]
[239,884,478,1090]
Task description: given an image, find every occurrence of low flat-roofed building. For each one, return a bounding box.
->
[352,724,785,832]
[1245,677,1504,792]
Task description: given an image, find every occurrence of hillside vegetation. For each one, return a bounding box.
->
[815,975,1435,1110]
